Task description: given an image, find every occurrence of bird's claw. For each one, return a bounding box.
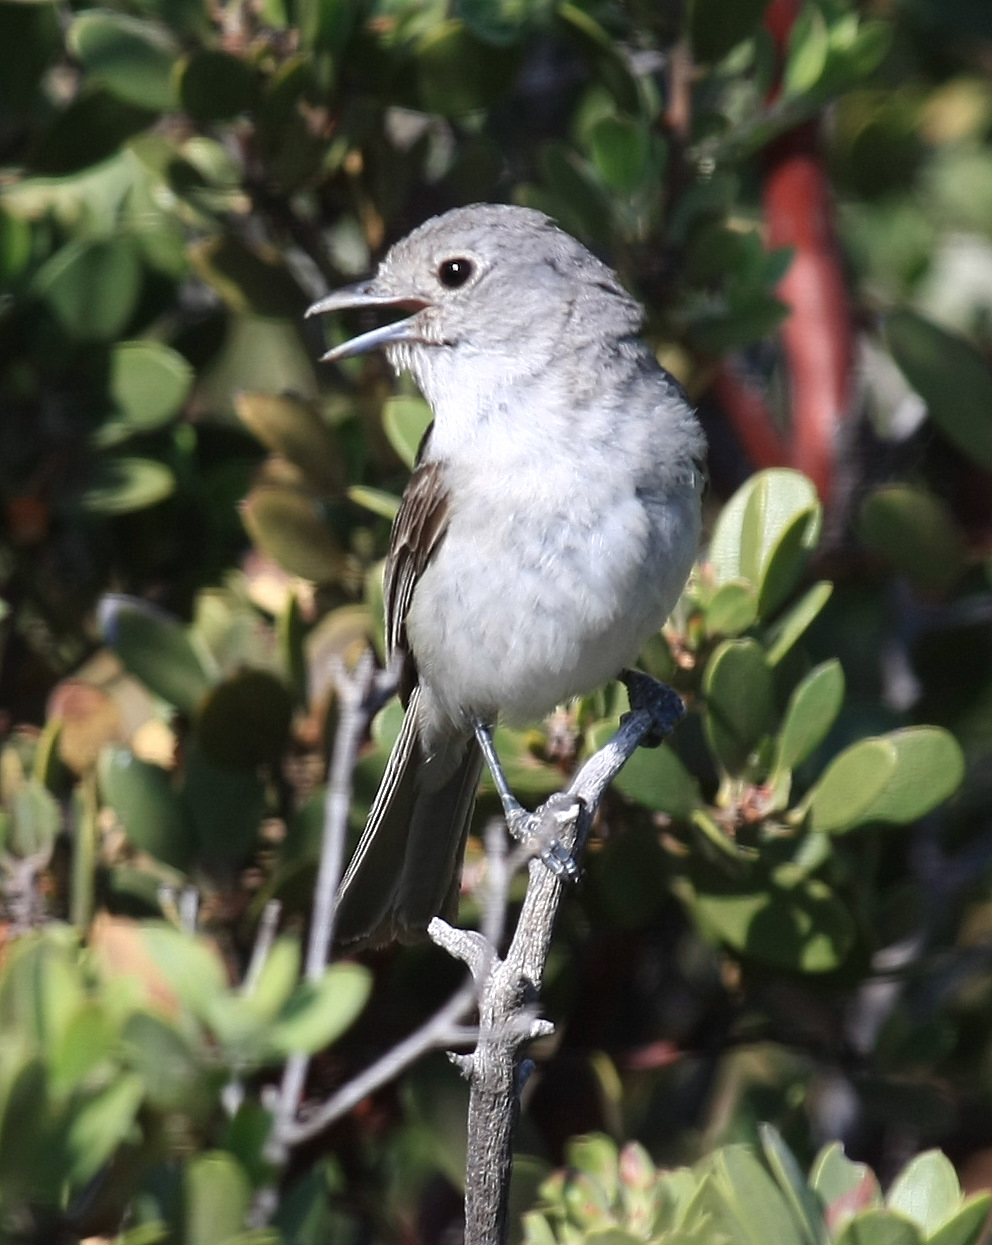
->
[619,669,685,747]
[506,802,580,882]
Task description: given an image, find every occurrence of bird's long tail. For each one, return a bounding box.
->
[334,687,483,948]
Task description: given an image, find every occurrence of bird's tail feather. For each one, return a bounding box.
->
[334,689,482,948]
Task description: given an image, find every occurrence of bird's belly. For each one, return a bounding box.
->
[405,483,697,729]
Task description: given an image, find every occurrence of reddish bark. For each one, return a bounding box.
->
[713,0,856,505]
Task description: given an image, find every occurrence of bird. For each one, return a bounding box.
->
[306,203,705,948]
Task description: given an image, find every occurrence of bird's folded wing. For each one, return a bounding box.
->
[383,447,450,704]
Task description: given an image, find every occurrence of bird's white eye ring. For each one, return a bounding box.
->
[437,257,475,289]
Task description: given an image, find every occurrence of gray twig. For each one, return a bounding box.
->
[266,651,398,1166]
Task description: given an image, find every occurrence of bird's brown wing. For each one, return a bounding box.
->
[383,445,450,705]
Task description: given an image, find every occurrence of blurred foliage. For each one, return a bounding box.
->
[523,1128,992,1245]
[3,0,992,1239]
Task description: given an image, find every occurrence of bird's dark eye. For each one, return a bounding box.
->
[437,257,475,289]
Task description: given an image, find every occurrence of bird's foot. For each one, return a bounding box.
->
[619,668,685,747]
[506,796,580,882]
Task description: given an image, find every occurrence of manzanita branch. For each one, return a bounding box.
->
[436,673,686,1245]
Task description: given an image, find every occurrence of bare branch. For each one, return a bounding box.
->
[454,673,685,1245]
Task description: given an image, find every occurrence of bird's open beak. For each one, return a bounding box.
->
[305,281,431,362]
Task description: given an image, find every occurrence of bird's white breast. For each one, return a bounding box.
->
[403,356,700,734]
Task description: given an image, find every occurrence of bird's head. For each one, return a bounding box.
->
[306,204,642,392]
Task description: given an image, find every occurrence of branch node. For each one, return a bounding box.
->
[428,918,496,980]
[448,1051,475,1080]
[528,1018,555,1041]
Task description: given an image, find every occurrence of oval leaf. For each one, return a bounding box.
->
[859,727,964,825]
[807,738,897,834]
[266,962,371,1055]
[235,392,343,495]
[241,484,345,582]
[81,456,175,514]
[776,660,845,772]
[98,595,215,714]
[99,747,191,870]
[35,236,142,342]
[196,669,294,770]
[68,11,179,110]
[709,469,821,608]
[860,485,966,593]
[98,340,193,442]
[589,115,649,194]
[705,579,759,638]
[886,310,992,471]
[703,638,774,774]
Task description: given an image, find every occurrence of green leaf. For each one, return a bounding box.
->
[775,660,845,772]
[785,4,830,96]
[240,484,346,583]
[382,396,433,469]
[96,340,194,444]
[565,1134,620,1199]
[347,485,401,521]
[137,923,229,1015]
[10,778,61,857]
[705,579,759,638]
[415,20,521,116]
[0,208,31,284]
[690,0,771,63]
[764,582,833,666]
[34,236,142,342]
[196,670,294,770]
[806,738,897,834]
[860,485,966,593]
[249,936,300,1019]
[122,1011,205,1110]
[81,456,175,514]
[833,1210,923,1245]
[183,741,266,863]
[885,310,992,471]
[809,1142,879,1211]
[179,49,255,121]
[705,1143,806,1245]
[859,727,963,825]
[68,11,179,110]
[703,638,774,774]
[759,1124,828,1245]
[98,747,191,870]
[266,962,371,1055]
[710,470,821,617]
[886,1150,960,1235]
[556,3,640,113]
[683,872,854,972]
[49,1003,116,1098]
[196,316,318,420]
[188,238,305,319]
[588,115,649,194]
[235,392,344,496]
[927,1196,992,1245]
[540,143,612,245]
[185,1152,251,1245]
[99,595,215,714]
[62,1073,145,1187]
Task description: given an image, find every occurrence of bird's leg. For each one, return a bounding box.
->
[471,718,578,880]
